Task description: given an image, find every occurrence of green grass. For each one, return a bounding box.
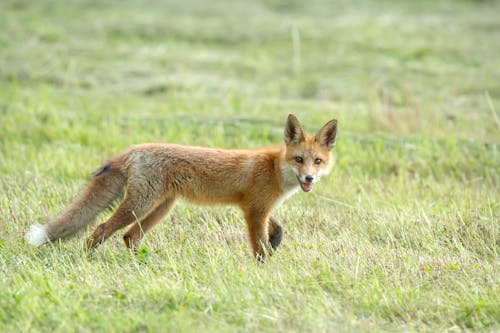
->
[0,0,499,331]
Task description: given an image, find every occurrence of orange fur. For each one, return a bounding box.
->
[26,114,337,260]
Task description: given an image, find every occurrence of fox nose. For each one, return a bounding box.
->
[305,175,314,183]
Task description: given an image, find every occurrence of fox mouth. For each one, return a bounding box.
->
[296,176,314,192]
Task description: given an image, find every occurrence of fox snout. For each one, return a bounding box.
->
[296,173,316,192]
[297,173,316,183]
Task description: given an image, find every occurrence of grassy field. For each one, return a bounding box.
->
[0,0,499,331]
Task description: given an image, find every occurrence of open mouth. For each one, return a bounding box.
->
[297,176,314,192]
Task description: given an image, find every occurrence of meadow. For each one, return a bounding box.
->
[0,0,498,331]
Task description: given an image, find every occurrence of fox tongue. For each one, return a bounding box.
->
[301,182,313,192]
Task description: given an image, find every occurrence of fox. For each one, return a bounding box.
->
[26,114,337,259]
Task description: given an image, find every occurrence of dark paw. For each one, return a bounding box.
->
[269,222,283,251]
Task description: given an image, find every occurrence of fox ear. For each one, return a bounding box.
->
[316,119,337,150]
[284,114,305,145]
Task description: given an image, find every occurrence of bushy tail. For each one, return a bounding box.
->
[26,161,127,246]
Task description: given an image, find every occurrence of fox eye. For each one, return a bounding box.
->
[314,158,322,165]
[295,156,303,163]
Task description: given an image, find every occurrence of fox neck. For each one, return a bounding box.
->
[269,152,300,212]
[280,164,299,191]
[278,147,300,193]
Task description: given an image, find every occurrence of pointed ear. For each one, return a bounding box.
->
[315,119,337,150]
[284,114,305,145]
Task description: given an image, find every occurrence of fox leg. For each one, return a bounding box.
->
[268,217,283,251]
[123,197,176,250]
[86,192,156,248]
[244,210,271,260]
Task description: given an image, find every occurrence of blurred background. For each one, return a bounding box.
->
[1,0,499,141]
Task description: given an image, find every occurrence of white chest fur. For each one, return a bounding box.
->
[272,186,299,212]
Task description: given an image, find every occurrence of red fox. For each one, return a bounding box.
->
[26,114,337,259]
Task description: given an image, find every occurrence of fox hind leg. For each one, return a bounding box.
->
[86,192,156,248]
[123,197,176,250]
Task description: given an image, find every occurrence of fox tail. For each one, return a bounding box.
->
[26,161,127,246]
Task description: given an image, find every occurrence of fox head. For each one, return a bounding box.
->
[283,114,337,192]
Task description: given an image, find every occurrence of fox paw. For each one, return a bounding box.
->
[269,223,283,250]
[86,223,106,248]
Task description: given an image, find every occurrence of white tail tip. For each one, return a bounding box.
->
[26,224,49,246]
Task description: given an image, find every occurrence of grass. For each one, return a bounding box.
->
[0,0,499,331]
